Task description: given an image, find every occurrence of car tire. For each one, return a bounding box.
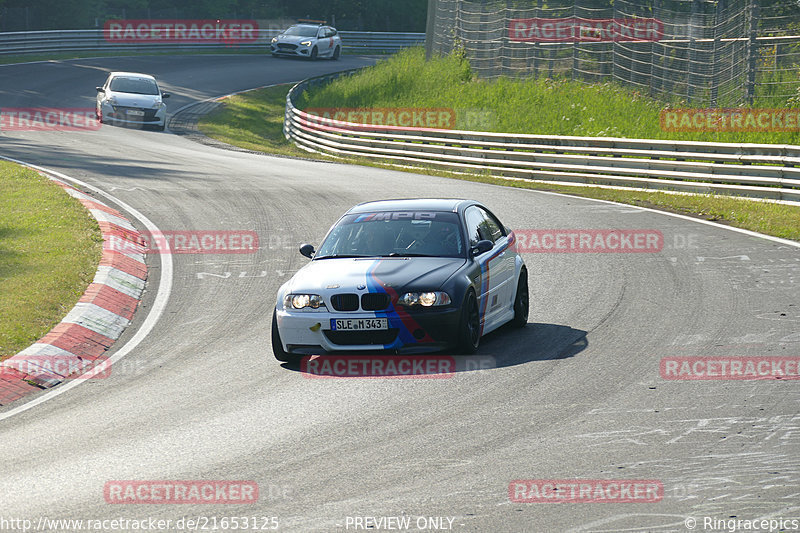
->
[272,311,302,365]
[310,46,318,60]
[510,267,529,328]
[456,290,480,354]
[332,46,340,60]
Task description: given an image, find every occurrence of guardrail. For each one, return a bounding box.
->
[284,71,800,203]
[0,29,424,55]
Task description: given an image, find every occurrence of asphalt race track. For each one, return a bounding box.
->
[1,54,799,532]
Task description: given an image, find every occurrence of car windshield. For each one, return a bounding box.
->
[315,211,465,259]
[109,77,159,95]
[283,26,319,37]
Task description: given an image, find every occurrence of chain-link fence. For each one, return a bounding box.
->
[426,0,800,106]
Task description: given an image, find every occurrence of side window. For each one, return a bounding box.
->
[330,29,337,36]
[464,207,486,247]
[478,208,505,243]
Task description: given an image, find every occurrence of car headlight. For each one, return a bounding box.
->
[107,96,117,105]
[271,37,278,43]
[284,294,326,310]
[399,291,451,307]
[152,100,161,109]
[300,40,312,46]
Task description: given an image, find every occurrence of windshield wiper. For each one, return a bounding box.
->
[384,252,433,257]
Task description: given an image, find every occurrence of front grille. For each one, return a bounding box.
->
[278,43,297,50]
[361,293,390,311]
[331,293,359,311]
[324,329,399,346]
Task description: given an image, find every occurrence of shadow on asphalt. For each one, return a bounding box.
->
[277,322,588,376]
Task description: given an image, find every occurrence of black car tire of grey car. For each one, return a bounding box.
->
[272,311,302,365]
[457,289,481,354]
[510,267,529,328]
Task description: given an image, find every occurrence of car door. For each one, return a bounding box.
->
[477,207,515,325]
[464,206,504,333]
[316,27,332,56]
[96,74,110,114]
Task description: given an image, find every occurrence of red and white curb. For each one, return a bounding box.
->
[0,175,147,404]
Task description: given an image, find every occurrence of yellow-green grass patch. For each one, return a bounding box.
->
[0,162,102,359]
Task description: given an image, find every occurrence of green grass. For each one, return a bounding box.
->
[298,47,800,145]
[200,82,800,242]
[199,85,311,158]
[0,163,103,359]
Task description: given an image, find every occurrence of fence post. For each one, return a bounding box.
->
[710,0,722,106]
[502,0,512,76]
[687,0,701,102]
[746,0,759,104]
[571,0,578,81]
[532,0,540,78]
[425,0,438,59]
[612,1,618,83]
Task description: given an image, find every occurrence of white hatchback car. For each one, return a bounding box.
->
[95,72,170,131]
[270,24,341,60]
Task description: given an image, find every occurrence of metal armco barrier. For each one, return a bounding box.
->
[0,29,424,55]
[284,72,800,203]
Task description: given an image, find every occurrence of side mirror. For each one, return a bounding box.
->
[96,86,104,92]
[471,239,493,257]
[161,92,170,98]
[299,243,315,258]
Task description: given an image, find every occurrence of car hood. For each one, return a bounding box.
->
[276,34,315,44]
[106,91,162,107]
[287,257,466,294]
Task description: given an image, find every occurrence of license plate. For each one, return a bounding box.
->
[127,110,145,116]
[331,318,388,331]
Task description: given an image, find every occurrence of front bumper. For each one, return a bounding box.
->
[275,305,462,355]
[270,44,311,57]
[100,102,166,126]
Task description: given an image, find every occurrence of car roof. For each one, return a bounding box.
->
[347,198,473,214]
[289,23,323,28]
[108,72,156,80]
